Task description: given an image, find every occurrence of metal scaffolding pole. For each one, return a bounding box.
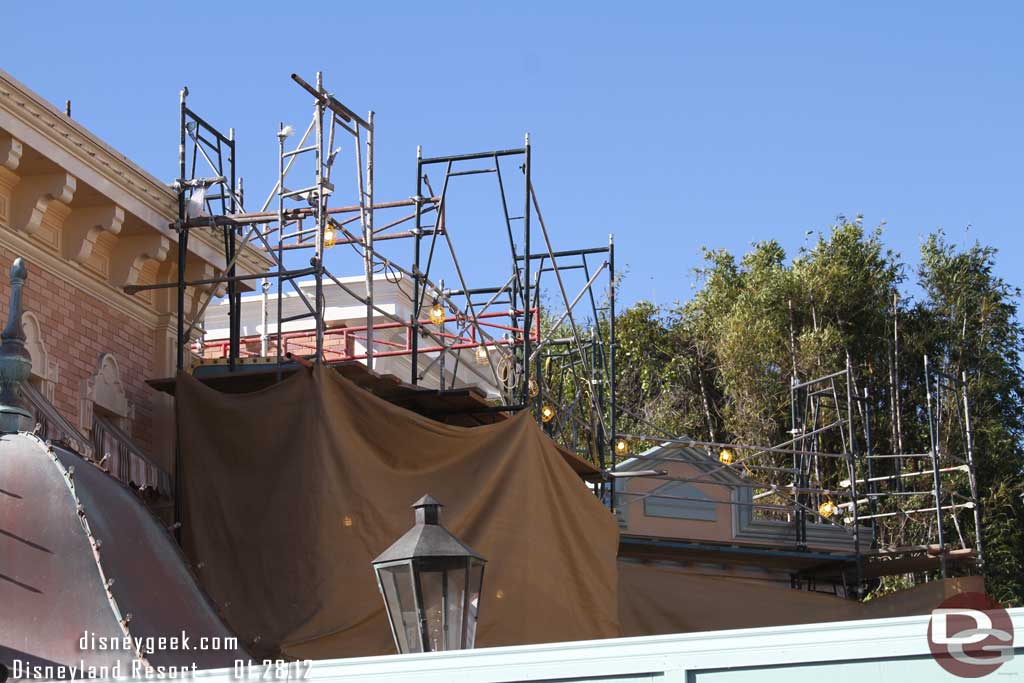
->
[523,135,532,409]
[961,370,984,569]
[924,355,949,578]
[411,146,423,384]
[313,72,325,365]
[608,233,617,509]
[144,71,621,545]
[364,110,375,369]
[845,357,864,596]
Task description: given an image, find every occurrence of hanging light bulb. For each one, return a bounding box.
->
[614,437,629,456]
[323,225,337,248]
[528,378,540,398]
[429,299,445,325]
[718,448,735,465]
[475,344,489,365]
[819,500,839,519]
[540,404,555,423]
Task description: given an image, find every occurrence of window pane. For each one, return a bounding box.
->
[378,563,421,653]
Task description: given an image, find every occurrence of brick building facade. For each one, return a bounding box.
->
[0,247,158,454]
[0,68,270,495]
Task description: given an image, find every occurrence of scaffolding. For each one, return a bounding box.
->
[125,71,981,597]
[123,71,619,526]
[612,353,984,597]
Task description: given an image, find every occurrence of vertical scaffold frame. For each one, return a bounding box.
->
[124,71,621,530]
[611,353,984,597]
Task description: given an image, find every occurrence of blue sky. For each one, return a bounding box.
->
[6,2,1022,310]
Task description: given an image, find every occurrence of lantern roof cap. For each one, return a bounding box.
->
[412,494,442,509]
[373,494,485,564]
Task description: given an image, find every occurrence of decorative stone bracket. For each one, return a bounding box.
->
[109,234,170,289]
[10,172,76,234]
[0,135,22,171]
[63,204,125,263]
[179,260,227,328]
[187,260,227,296]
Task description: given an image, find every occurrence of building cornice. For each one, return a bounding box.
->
[0,69,271,277]
[0,222,162,328]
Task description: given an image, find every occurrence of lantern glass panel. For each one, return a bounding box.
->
[417,562,446,651]
[377,561,421,653]
[465,559,485,648]
[444,563,468,649]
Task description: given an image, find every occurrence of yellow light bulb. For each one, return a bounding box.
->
[528,378,540,398]
[475,344,489,364]
[614,438,629,456]
[819,500,838,519]
[541,404,555,423]
[718,448,734,465]
[323,226,336,248]
[429,301,445,325]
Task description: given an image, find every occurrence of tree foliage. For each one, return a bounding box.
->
[605,218,1024,605]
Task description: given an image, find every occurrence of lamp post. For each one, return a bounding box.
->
[372,495,486,654]
[0,258,33,434]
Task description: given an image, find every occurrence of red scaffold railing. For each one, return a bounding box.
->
[203,307,540,364]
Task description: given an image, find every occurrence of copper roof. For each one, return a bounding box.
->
[0,433,247,671]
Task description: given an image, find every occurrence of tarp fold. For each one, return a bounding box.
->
[176,366,620,659]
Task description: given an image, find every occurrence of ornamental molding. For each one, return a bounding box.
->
[63,204,125,263]
[10,171,76,234]
[0,70,175,217]
[80,352,132,433]
[0,134,21,170]
[22,310,58,401]
[0,223,162,327]
[109,234,170,288]
[0,69,271,277]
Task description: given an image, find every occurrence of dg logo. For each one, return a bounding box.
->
[928,592,1015,678]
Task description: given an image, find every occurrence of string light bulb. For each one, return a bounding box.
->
[528,378,540,398]
[323,226,337,248]
[540,404,555,423]
[819,500,839,519]
[718,448,735,465]
[614,437,629,456]
[475,344,489,364]
[429,300,445,325]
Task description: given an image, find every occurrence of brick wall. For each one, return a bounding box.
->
[0,249,158,457]
[202,329,354,361]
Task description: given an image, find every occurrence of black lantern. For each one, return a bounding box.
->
[372,495,486,653]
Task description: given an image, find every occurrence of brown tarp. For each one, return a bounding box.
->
[618,561,986,636]
[176,365,619,659]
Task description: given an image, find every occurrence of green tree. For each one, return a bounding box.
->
[916,232,1024,603]
[605,221,1024,605]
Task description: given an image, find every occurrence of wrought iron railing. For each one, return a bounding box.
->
[22,381,171,496]
[22,380,92,457]
[92,414,172,496]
